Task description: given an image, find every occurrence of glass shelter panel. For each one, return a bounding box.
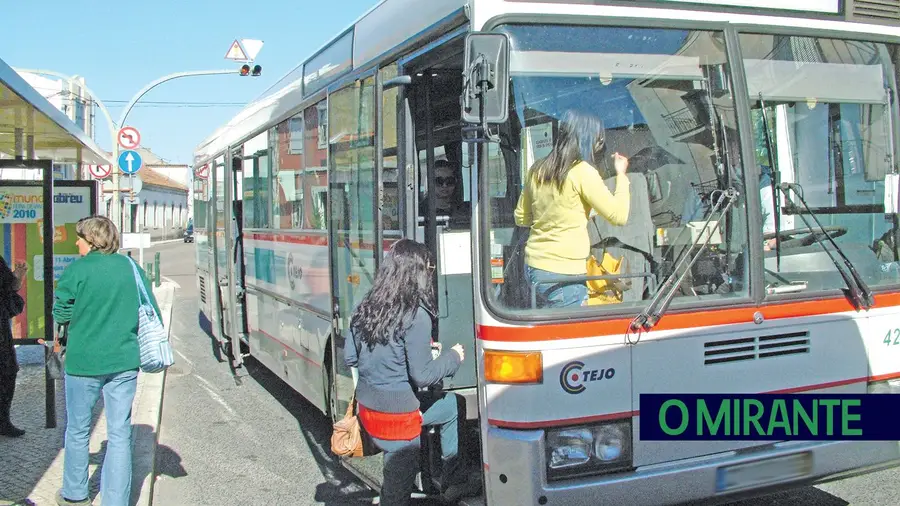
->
[485,24,750,317]
[739,33,900,294]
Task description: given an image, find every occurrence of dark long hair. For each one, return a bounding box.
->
[350,239,436,351]
[0,256,15,293]
[531,110,606,189]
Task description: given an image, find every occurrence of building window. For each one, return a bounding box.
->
[289,114,304,154]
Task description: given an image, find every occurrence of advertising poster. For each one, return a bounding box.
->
[0,184,94,341]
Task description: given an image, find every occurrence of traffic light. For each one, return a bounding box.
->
[239,64,262,77]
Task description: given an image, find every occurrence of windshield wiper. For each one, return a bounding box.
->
[756,96,873,310]
[779,182,875,310]
[758,98,783,271]
[630,187,740,332]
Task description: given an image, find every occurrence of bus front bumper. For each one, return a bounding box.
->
[484,426,900,505]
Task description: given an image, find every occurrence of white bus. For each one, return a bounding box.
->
[192,0,900,503]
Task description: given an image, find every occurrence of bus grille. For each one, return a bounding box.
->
[704,332,810,365]
[199,276,207,304]
[847,0,900,23]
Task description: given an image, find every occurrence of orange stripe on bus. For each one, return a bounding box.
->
[487,372,900,429]
[477,292,900,342]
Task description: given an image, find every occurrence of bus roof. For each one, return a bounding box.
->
[193,0,467,164]
[195,0,900,165]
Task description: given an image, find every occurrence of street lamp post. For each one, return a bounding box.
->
[14,67,251,247]
[112,69,244,267]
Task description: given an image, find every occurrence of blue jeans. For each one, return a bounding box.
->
[62,369,138,506]
[368,393,461,506]
[526,265,588,308]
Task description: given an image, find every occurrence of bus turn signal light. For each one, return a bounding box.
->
[484,351,543,384]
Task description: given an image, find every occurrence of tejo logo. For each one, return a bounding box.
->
[560,360,616,395]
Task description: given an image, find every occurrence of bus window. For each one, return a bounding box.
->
[303,100,328,230]
[484,25,749,315]
[273,113,303,229]
[382,63,401,231]
[242,130,272,229]
[740,33,900,294]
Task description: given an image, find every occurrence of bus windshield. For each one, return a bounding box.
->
[739,33,900,296]
[483,24,750,317]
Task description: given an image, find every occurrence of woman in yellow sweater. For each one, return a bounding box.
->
[514,110,631,308]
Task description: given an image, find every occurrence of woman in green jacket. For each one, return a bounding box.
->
[52,216,160,506]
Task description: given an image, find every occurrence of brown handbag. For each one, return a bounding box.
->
[331,392,366,458]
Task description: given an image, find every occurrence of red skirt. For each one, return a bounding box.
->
[358,404,422,441]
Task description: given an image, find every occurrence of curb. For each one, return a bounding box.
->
[131,281,176,506]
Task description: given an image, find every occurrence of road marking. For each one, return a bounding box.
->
[197,382,237,418]
[194,374,237,418]
[174,349,192,366]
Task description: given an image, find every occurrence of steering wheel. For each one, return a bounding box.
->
[763,226,848,250]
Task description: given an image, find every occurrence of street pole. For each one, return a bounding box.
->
[114,69,241,265]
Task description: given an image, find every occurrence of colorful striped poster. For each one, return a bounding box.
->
[0,185,93,341]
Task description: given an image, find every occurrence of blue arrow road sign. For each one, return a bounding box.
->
[118,149,143,174]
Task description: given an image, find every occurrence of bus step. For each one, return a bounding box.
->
[457,495,486,506]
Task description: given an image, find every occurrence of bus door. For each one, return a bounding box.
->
[328,73,386,485]
[213,150,247,364]
[228,155,248,342]
[404,35,479,397]
[211,155,228,348]
[328,74,379,413]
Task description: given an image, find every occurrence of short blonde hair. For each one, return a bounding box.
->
[75,216,119,254]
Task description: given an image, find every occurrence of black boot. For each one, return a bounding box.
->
[0,372,24,437]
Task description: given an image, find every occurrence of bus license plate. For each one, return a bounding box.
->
[716,452,813,493]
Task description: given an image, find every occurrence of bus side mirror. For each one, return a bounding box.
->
[462,32,510,125]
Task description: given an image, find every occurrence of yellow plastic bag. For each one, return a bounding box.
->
[586,252,625,305]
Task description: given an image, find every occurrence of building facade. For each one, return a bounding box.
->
[103,148,190,241]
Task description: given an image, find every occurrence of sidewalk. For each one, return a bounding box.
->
[0,281,177,506]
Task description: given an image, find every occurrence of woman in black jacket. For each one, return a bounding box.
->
[0,255,27,437]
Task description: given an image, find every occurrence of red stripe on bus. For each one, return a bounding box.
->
[246,232,328,246]
[245,231,396,251]
[250,327,322,368]
[868,371,900,383]
[766,376,868,394]
[477,292,900,342]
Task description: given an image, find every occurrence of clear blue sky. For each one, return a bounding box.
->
[2,0,378,165]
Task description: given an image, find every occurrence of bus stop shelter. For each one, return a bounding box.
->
[0,56,111,427]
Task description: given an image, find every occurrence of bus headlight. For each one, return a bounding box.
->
[545,421,632,481]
